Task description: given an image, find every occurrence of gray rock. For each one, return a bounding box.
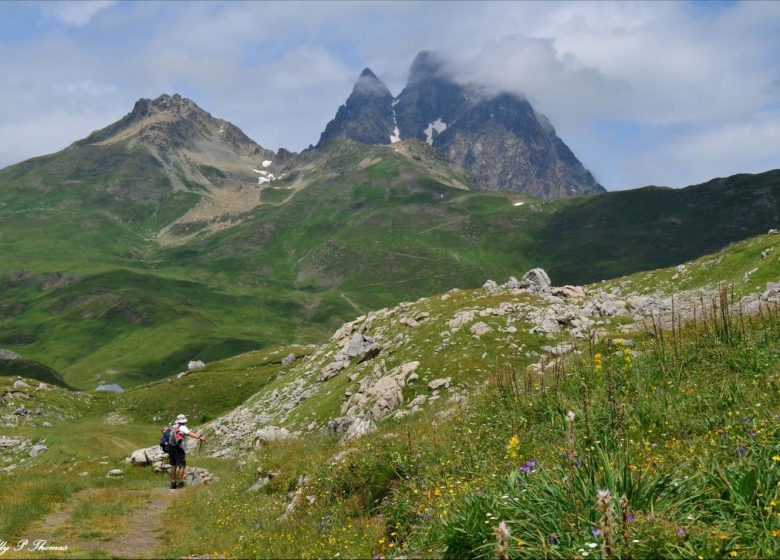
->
[13,407,30,416]
[504,276,522,289]
[541,343,575,356]
[320,359,349,382]
[188,360,205,372]
[254,426,293,446]
[42,421,51,428]
[428,378,451,391]
[127,445,167,466]
[448,310,475,330]
[184,466,216,486]
[339,415,376,444]
[106,469,125,478]
[12,380,30,390]
[0,349,22,361]
[551,285,587,300]
[327,416,356,436]
[483,280,500,293]
[469,322,491,337]
[281,353,297,366]
[29,444,48,458]
[521,268,552,293]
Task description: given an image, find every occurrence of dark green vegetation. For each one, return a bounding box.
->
[1,133,778,388]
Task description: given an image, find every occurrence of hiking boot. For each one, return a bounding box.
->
[177,481,185,489]
[170,481,177,490]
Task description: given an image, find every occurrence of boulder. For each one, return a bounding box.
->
[448,310,475,330]
[520,268,551,293]
[106,469,125,478]
[127,445,167,466]
[399,361,420,378]
[0,349,22,361]
[188,360,205,372]
[428,378,451,391]
[368,374,405,420]
[483,280,500,294]
[399,317,419,328]
[339,415,376,444]
[254,426,293,446]
[320,359,349,382]
[184,466,216,486]
[327,416,357,436]
[469,322,491,337]
[12,380,30,390]
[281,353,297,366]
[504,276,522,290]
[29,444,48,458]
[551,285,587,300]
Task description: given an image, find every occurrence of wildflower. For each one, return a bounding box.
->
[619,495,630,549]
[494,521,510,560]
[549,533,559,545]
[592,527,601,538]
[772,455,780,462]
[519,458,538,473]
[623,347,632,368]
[594,353,603,373]
[507,435,520,461]
[736,445,747,456]
[676,527,686,536]
[772,529,780,537]
[729,551,738,558]
[596,490,617,560]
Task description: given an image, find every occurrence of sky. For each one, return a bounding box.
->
[0,0,779,190]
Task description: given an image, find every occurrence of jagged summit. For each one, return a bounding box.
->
[316,69,395,147]
[314,51,604,198]
[352,68,392,97]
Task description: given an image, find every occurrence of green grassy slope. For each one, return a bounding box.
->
[1,136,778,388]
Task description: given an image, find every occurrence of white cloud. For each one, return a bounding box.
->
[40,1,116,26]
[0,1,778,188]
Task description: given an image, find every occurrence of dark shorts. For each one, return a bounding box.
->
[169,448,186,468]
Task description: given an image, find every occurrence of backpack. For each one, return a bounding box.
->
[160,425,184,453]
[160,426,172,453]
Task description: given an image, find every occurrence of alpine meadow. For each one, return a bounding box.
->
[1,3,780,559]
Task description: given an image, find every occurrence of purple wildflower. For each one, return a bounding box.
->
[549,533,559,545]
[677,527,686,536]
[743,416,752,425]
[592,527,601,538]
[736,445,747,456]
[627,513,636,522]
[519,458,538,473]
[575,457,583,468]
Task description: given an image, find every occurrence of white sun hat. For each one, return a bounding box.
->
[175,414,188,424]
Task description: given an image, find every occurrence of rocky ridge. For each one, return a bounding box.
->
[202,243,780,453]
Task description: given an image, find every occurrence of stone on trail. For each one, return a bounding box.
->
[127,445,168,466]
[106,469,125,478]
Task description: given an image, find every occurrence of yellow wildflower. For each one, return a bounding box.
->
[729,551,738,558]
[507,435,520,461]
[772,455,780,461]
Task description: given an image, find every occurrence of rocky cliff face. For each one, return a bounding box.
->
[316,52,605,199]
[316,69,396,147]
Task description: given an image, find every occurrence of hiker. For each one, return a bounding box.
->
[166,413,205,489]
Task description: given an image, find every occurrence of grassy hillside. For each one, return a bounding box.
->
[1,231,777,558]
[1,136,778,388]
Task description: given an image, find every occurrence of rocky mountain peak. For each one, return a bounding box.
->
[316,69,395,147]
[407,50,448,84]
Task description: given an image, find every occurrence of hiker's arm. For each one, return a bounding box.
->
[190,431,206,441]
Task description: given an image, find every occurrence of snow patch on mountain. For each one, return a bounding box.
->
[390,109,401,144]
[424,119,447,145]
[262,160,272,168]
[253,168,276,185]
